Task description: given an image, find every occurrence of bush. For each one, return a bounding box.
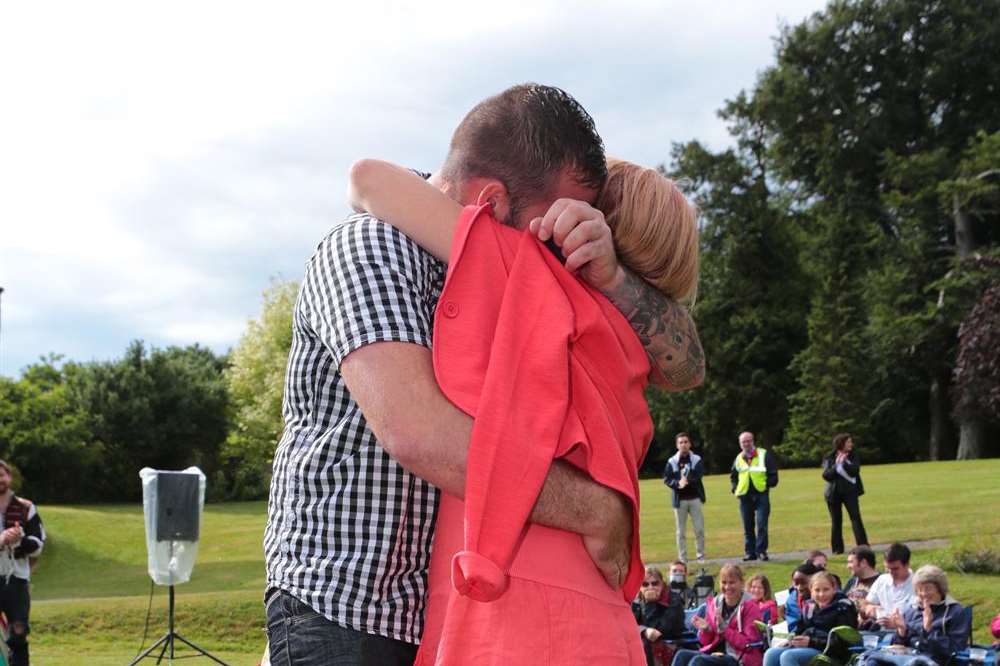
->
[947,538,1000,575]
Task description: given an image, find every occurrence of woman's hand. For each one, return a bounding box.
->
[528,199,621,291]
[645,628,663,642]
[922,603,934,632]
[789,636,811,648]
[691,615,709,631]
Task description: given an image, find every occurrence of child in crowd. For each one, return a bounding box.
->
[764,571,858,666]
[784,562,821,632]
[634,566,686,666]
[747,575,779,625]
[671,564,764,666]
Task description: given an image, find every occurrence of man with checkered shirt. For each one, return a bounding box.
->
[264,83,705,666]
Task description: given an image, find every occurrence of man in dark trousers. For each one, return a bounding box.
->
[0,459,45,666]
[730,431,778,561]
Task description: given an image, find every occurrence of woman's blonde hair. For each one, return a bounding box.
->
[809,570,839,590]
[718,563,745,582]
[596,158,699,303]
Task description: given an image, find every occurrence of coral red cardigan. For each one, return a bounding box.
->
[433,204,654,603]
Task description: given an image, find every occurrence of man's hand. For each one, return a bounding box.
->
[528,199,620,291]
[581,506,632,590]
[0,524,22,547]
[678,477,689,489]
[644,627,663,642]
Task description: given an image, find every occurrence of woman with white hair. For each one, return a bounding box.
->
[864,565,970,666]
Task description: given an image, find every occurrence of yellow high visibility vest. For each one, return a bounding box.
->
[734,448,769,495]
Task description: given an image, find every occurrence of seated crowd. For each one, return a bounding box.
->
[634,542,997,666]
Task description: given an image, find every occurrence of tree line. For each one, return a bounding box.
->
[1,0,998,501]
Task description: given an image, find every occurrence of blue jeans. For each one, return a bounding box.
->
[739,491,770,556]
[764,646,820,666]
[265,589,417,666]
[672,648,740,666]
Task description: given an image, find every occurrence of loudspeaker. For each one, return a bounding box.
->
[155,472,201,542]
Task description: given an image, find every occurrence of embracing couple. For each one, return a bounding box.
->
[263,83,705,665]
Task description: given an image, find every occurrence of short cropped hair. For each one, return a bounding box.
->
[885,542,911,565]
[441,83,607,224]
[676,432,691,442]
[0,460,10,474]
[795,562,821,577]
[849,545,877,568]
[913,565,949,598]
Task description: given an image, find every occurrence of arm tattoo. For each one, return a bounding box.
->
[602,267,705,390]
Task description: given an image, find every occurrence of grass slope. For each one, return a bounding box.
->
[27,460,1000,663]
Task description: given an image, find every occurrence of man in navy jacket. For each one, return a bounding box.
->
[663,432,707,562]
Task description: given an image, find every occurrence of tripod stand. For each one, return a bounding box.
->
[128,584,229,665]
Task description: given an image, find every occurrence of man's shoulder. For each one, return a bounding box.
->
[318,213,436,261]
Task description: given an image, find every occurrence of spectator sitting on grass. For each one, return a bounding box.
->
[747,574,779,625]
[863,565,969,666]
[785,562,821,632]
[634,566,687,666]
[669,560,697,609]
[844,545,881,627]
[805,550,842,589]
[862,543,916,628]
[764,571,858,666]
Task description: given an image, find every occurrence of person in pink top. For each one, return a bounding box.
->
[747,574,779,625]
[349,156,701,664]
[671,564,765,666]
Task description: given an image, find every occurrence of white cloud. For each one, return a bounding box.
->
[0,0,827,376]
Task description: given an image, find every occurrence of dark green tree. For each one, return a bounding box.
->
[750,0,1000,459]
[646,94,810,474]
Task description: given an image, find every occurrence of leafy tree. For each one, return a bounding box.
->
[647,95,810,474]
[0,356,98,502]
[220,279,297,499]
[749,0,1000,459]
[68,341,229,500]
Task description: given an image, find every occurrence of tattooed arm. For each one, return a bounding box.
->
[530,198,705,391]
[601,266,705,390]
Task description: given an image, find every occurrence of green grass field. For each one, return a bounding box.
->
[28,459,1000,664]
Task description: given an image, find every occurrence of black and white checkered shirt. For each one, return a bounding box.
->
[264,213,445,644]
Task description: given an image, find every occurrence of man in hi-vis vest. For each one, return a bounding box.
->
[730,432,778,561]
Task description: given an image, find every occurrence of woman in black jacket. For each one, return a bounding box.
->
[822,433,869,554]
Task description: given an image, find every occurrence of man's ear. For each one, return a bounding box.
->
[473,179,511,222]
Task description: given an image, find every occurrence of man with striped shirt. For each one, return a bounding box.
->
[264,84,705,665]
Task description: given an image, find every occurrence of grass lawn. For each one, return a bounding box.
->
[26,459,1000,663]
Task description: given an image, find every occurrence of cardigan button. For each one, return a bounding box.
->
[442,301,459,318]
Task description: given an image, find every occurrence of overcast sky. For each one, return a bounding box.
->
[0,0,828,378]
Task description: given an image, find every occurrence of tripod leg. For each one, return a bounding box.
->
[172,632,231,666]
[155,634,170,665]
[127,633,169,666]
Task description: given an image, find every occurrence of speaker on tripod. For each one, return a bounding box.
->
[130,467,228,666]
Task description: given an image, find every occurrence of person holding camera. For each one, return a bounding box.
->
[664,433,707,563]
